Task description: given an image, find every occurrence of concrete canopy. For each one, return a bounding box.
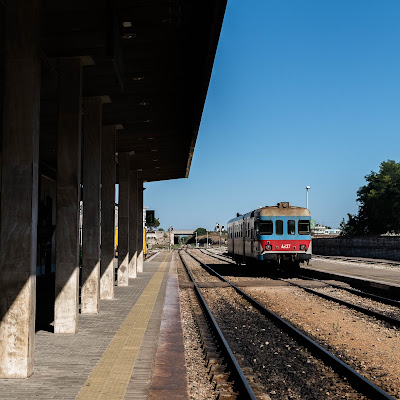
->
[36,0,227,182]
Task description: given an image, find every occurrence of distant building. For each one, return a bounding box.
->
[311,224,341,236]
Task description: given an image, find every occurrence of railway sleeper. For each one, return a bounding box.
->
[203,344,221,357]
[214,381,236,392]
[244,374,258,382]
[200,337,218,347]
[206,351,222,360]
[212,372,231,382]
[209,364,228,374]
[206,357,224,368]
[216,391,238,400]
[184,257,265,400]
[203,344,219,352]
[204,347,221,359]
[188,302,237,398]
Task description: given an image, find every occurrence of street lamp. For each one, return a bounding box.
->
[306,186,310,210]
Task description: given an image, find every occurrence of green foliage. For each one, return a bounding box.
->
[158,227,164,231]
[147,217,160,229]
[194,227,207,236]
[341,160,400,235]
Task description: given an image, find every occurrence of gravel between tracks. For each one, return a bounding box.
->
[311,285,400,320]
[194,249,400,398]
[184,251,367,399]
[177,253,219,400]
[202,287,364,399]
[247,286,400,399]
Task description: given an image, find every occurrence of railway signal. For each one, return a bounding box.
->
[215,223,224,248]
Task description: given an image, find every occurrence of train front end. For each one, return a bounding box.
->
[256,202,311,264]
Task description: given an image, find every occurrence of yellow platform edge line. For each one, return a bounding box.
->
[76,252,170,400]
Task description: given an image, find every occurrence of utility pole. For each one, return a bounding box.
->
[168,226,173,250]
[306,186,310,209]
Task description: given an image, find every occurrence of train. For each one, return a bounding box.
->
[227,202,311,269]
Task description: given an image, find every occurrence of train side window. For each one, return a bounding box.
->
[288,220,295,235]
[259,220,273,235]
[299,220,310,235]
[276,220,283,235]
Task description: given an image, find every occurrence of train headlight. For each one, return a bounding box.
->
[265,244,272,251]
[300,244,307,251]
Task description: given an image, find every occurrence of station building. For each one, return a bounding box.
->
[0,0,227,378]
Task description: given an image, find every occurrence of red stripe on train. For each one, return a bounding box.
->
[260,240,311,251]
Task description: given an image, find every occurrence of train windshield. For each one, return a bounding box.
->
[298,220,310,235]
[288,220,295,235]
[259,220,273,235]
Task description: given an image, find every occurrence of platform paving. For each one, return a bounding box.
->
[0,252,173,400]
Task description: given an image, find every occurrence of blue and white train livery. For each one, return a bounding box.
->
[227,202,311,269]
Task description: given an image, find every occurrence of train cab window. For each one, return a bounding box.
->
[299,220,310,235]
[259,220,273,235]
[276,220,283,235]
[287,220,295,235]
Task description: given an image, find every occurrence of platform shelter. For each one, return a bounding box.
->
[0,0,227,378]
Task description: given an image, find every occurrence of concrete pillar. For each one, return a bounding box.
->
[137,180,144,273]
[117,153,129,286]
[54,58,82,334]
[129,170,138,279]
[81,97,103,314]
[0,0,40,378]
[100,126,116,300]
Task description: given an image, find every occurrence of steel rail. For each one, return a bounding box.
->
[297,275,400,308]
[186,250,395,400]
[178,251,257,400]
[279,278,400,328]
[202,250,400,309]
[314,255,400,267]
[201,249,233,262]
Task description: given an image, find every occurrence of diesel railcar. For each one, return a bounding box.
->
[227,202,311,268]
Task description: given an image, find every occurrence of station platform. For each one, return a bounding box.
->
[0,251,188,400]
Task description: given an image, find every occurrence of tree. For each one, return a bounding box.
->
[341,160,400,235]
[147,217,160,229]
[194,227,207,236]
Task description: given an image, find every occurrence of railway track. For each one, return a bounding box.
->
[313,255,400,268]
[187,249,396,399]
[201,249,400,325]
[178,251,262,399]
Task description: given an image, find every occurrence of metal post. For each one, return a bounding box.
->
[195,231,198,247]
[206,231,208,248]
[306,186,310,209]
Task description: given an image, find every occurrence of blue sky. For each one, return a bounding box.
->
[144,0,400,231]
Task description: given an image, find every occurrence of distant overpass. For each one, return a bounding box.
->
[173,229,195,235]
[169,229,195,244]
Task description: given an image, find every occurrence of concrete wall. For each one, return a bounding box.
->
[312,236,400,261]
[146,231,164,240]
